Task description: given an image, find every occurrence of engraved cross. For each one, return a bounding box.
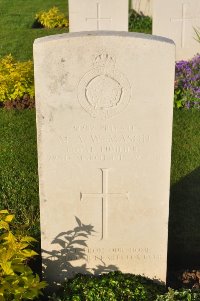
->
[170,3,200,47]
[85,3,112,30]
[80,168,129,240]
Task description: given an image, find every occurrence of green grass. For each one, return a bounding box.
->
[168,110,200,270]
[171,110,200,184]
[0,0,68,61]
[0,109,39,237]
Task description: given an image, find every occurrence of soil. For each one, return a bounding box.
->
[168,269,200,289]
[3,95,35,110]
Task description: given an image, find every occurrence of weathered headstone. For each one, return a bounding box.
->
[68,0,128,32]
[131,0,152,17]
[153,0,200,61]
[34,31,175,286]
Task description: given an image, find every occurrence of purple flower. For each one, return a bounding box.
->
[175,54,200,109]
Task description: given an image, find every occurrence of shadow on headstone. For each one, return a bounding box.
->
[167,167,200,285]
[42,217,119,293]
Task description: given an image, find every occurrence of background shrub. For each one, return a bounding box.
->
[0,54,34,104]
[35,6,68,29]
[129,9,152,34]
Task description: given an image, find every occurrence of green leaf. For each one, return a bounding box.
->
[20,249,38,257]
[1,262,14,275]
[20,236,37,243]
[4,215,14,223]
[0,221,9,231]
[0,210,9,215]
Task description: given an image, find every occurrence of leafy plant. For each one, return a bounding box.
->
[49,271,165,301]
[0,54,34,104]
[129,9,152,34]
[35,7,68,29]
[174,54,200,109]
[156,288,200,301]
[194,27,200,43]
[0,210,47,301]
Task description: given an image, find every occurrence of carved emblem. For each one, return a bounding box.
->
[78,53,131,118]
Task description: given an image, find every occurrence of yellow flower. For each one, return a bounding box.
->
[0,55,34,102]
[35,6,68,29]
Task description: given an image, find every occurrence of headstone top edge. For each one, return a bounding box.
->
[33,31,175,46]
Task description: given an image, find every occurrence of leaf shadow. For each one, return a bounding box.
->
[42,216,119,292]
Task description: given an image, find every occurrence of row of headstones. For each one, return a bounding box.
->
[69,0,200,61]
[34,0,188,290]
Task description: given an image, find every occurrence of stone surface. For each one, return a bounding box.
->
[131,0,152,17]
[68,0,128,32]
[153,0,200,61]
[34,31,175,286]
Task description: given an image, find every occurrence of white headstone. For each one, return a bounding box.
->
[131,0,152,17]
[34,32,175,286]
[153,0,200,61]
[68,0,128,32]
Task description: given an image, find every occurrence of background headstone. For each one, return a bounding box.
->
[68,0,128,32]
[153,0,200,61]
[131,0,152,17]
[34,32,175,286]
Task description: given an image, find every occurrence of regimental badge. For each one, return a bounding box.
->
[78,53,131,119]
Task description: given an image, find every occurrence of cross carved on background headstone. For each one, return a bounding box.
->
[85,3,112,30]
[171,3,200,47]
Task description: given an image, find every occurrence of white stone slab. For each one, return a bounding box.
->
[131,0,152,17]
[153,0,200,61]
[34,32,175,286]
[68,0,128,32]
